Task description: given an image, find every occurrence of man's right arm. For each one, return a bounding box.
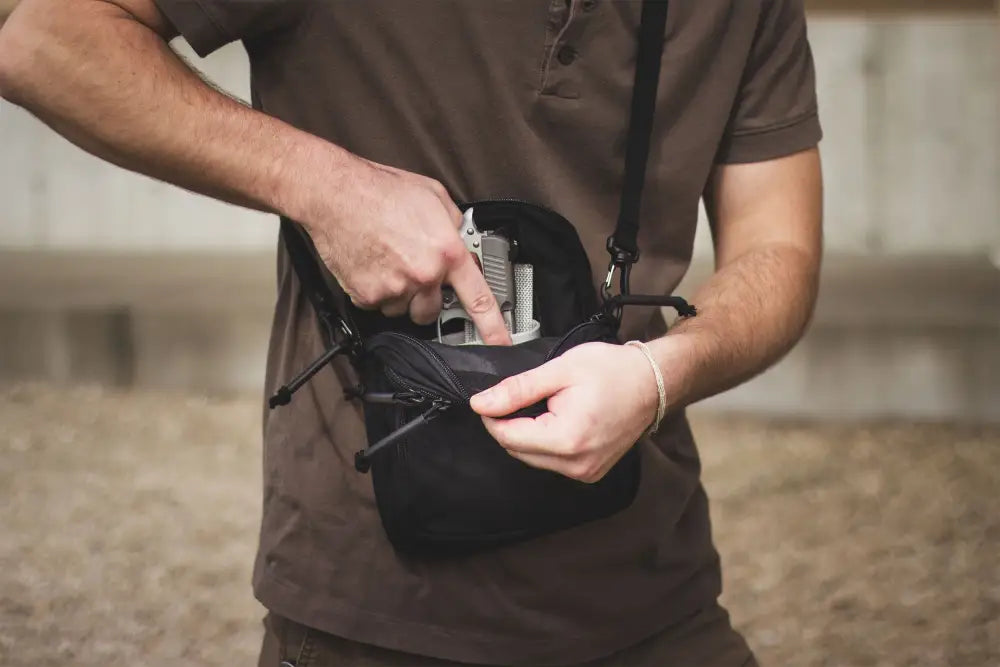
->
[0,0,317,216]
[0,0,512,343]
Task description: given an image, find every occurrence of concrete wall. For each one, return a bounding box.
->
[1,16,998,421]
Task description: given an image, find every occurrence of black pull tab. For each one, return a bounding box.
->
[354,401,449,472]
[269,342,348,409]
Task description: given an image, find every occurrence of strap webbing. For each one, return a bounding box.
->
[609,0,669,261]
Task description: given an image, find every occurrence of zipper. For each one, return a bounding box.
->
[354,398,451,473]
[371,331,469,400]
[354,359,457,473]
[359,389,427,407]
[382,365,451,404]
[544,314,617,361]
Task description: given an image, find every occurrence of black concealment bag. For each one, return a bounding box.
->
[268,1,695,556]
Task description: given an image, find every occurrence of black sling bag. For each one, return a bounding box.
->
[268,0,695,556]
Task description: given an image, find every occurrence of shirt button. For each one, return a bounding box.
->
[557,45,577,66]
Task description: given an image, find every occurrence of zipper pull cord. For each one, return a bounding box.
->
[354,401,449,473]
[269,342,349,409]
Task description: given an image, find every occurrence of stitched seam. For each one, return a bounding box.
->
[729,107,818,138]
[294,629,314,667]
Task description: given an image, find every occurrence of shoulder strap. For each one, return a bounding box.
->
[607,0,669,265]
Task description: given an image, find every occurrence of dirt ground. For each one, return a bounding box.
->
[0,383,997,667]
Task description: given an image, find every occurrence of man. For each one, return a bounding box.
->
[0,0,823,664]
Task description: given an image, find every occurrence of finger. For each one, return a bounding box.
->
[424,180,464,229]
[500,441,600,482]
[347,292,377,311]
[408,285,442,325]
[379,292,413,318]
[447,253,512,346]
[481,412,572,455]
[470,361,569,416]
[441,198,464,230]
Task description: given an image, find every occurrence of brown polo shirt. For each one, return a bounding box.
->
[154,1,822,664]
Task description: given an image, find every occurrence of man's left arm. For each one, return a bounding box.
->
[469,148,822,482]
[650,146,823,408]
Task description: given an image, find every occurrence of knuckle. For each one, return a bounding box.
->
[407,262,440,287]
[465,290,497,315]
[427,179,449,199]
[410,308,438,326]
[382,275,409,298]
[359,285,384,304]
[351,289,377,308]
[565,433,588,456]
[439,237,467,266]
[502,376,527,406]
[567,460,595,483]
[381,302,406,317]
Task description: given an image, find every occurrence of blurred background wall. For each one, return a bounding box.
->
[1,0,998,422]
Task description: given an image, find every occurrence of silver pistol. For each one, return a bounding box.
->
[439,208,517,343]
[438,208,541,345]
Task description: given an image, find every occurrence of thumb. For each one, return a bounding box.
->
[470,361,569,417]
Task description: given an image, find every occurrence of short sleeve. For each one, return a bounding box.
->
[715,0,823,164]
[152,0,308,57]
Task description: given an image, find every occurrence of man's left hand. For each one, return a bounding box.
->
[469,341,670,483]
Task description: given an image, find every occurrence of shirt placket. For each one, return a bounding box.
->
[539,0,600,99]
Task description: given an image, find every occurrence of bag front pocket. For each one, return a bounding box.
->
[357,322,639,556]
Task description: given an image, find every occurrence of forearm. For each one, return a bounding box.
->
[0,0,346,220]
[649,242,820,411]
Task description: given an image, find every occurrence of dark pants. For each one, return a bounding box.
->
[258,605,758,667]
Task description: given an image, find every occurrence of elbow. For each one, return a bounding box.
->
[0,31,11,100]
[0,4,45,105]
[0,22,26,103]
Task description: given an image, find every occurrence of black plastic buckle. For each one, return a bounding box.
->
[605,235,640,265]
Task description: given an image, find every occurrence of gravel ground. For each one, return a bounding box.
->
[0,383,997,667]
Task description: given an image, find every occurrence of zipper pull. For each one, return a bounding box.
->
[269,342,350,408]
[354,400,450,473]
[356,391,427,406]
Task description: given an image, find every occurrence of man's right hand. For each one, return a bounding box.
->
[0,0,512,345]
[302,158,512,346]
